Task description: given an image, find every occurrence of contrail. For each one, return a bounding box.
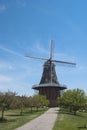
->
[0,45,23,57]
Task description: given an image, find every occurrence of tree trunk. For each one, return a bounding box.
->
[36,106,38,111]
[1,106,5,120]
[30,107,32,113]
[20,104,23,116]
[74,110,77,115]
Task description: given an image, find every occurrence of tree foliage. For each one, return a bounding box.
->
[0,91,49,119]
[0,91,16,120]
[33,95,49,111]
[58,88,87,115]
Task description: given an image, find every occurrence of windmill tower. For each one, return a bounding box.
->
[25,40,76,107]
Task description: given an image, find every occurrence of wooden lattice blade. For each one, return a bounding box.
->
[25,55,48,61]
[52,60,76,65]
[50,40,53,60]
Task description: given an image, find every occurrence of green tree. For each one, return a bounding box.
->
[39,95,49,107]
[28,96,34,113]
[33,94,49,111]
[33,95,41,111]
[0,91,16,120]
[58,88,86,115]
[16,96,27,115]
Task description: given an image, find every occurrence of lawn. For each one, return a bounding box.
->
[0,108,47,130]
[53,110,87,130]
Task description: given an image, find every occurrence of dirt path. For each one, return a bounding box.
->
[15,107,59,130]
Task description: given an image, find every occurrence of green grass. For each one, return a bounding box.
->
[0,108,48,130]
[53,110,87,130]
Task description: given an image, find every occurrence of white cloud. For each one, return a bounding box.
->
[76,65,87,72]
[16,0,26,7]
[36,42,48,55]
[0,61,14,70]
[29,40,51,58]
[0,45,23,57]
[0,5,6,13]
[0,75,12,82]
[31,40,76,62]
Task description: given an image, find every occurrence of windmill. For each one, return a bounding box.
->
[25,40,76,107]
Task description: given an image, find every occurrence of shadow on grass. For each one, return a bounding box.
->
[59,109,85,117]
[59,109,74,115]
[6,113,27,117]
[6,109,46,117]
[24,109,46,114]
[78,126,87,129]
[6,111,32,116]
[0,118,17,123]
[54,109,59,114]
[0,118,7,123]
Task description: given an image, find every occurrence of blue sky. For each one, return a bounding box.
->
[0,0,87,96]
